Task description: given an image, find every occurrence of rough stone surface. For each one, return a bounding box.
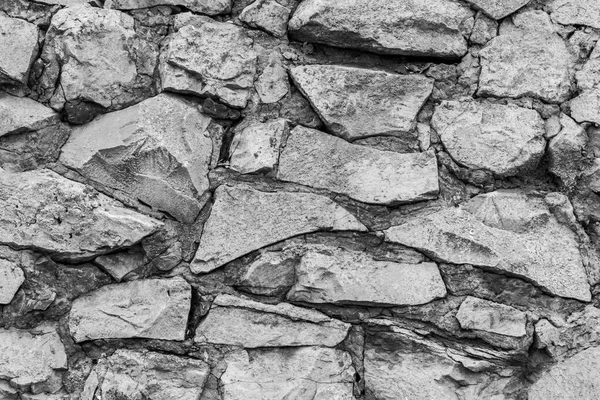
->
[255,51,289,104]
[68,277,191,342]
[548,113,588,188]
[570,89,600,125]
[456,296,527,337]
[0,93,59,137]
[195,294,350,347]
[288,0,474,58]
[431,100,546,177]
[550,0,600,29]
[464,0,531,19]
[60,94,214,223]
[385,190,591,301]
[287,246,447,306]
[106,0,231,14]
[229,119,286,174]
[0,14,38,85]
[191,184,366,273]
[240,0,291,38]
[577,43,600,91]
[278,126,439,204]
[235,250,297,296]
[94,250,146,282]
[0,260,24,304]
[470,12,498,45]
[290,65,433,141]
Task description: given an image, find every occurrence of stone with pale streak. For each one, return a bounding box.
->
[456,296,527,337]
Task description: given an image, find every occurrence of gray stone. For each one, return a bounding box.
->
[570,89,600,125]
[0,169,162,261]
[290,65,433,141]
[478,10,575,103]
[464,0,531,19]
[0,93,59,137]
[0,14,38,85]
[431,100,546,177]
[221,347,355,400]
[385,190,591,301]
[160,18,257,108]
[287,245,447,306]
[550,0,600,29]
[229,119,287,174]
[288,0,474,58]
[236,250,296,295]
[68,277,191,342]
[195,294,350,347]
[0,259,24,304]
[240,0,291,38]
[278,126,439,204]
[470,12,498,45]
[255,52,289,104]
[191,184,366,273]
[456,296,527,337]
[60,94,213,223]
[106,0,231,14]
[94,249,146,282]
[548,113,588,188]
[577,43,600,91]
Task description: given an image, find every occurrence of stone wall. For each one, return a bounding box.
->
[1,0,600,399]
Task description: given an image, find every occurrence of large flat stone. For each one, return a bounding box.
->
[194,294,350,347]
[0,259,24,304]
[289,65,433,141]
[278,126,439,204]
[0,93,60,137]
[456,296,527,338]
[191,184,366,273]
[0,14,38,84]
[550,0,600,29]
[464,0,531,19]
[68,277,191,342]
[106,0,231,14]
[385,190,591,301]
[288,0,473,58]
[0,169,162,261]
[431,100,546,177]
[287,245,447,306]
[60,94,213,223]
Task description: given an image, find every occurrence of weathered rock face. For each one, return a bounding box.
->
[464,0,531,19]
[570,89,600,125]
[431,100,546,177]
[290,65,433,141]
[221,347,356,400]
[160,17,257,108]
[229,119,287,174]
[0,14,38,85]
[235,250,297,296]
[456,296,528,338]
[478,10,574,103]
[195,294,350,347]
[60,94,214,223]
[191,184,366,273]
[385,190,591,301]
[0,260,24,305]
[278,126,439,204]
[549,0,600,29]
[289,0,474,58]
[254,51,289,104]
[68,277,191,342]
[0,169,162,261]
[548,114,588,188]
[0,93,60,137]
[577,43,600,91]
[240,0,291,38]
[106,0,231,14]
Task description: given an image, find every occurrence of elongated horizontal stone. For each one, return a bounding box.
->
[0,93,60,137]
[278,126,439,204]
[0,14,38,84]
[456,296,527,337]
[106,0,231,14]
[288,0,473,58]
[194,295,350,347]
[464,0,531,19]
[290,65,433,141]
[550,0,600,29]
[68,277,191,342]
[191,184,366,273]
[287,246,446,306]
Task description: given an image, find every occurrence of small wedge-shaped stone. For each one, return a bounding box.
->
[68,277,190,342]
[0,169,162,261]
[0,324,67,393]
[278,126,439,204]
[60,94,213,223]
[550,0,600,29]
[0,93,59,137]
[195,294,350,347]
[0,14,38,84]
[432,101,546,177]
[106,0,231,14]
[288,0,473,58]
[456,296,527,337]
[0,259,24,304]
[191,184,366,273]
[221,347,355,400]
[287,246,446,306]
[290,65,433,141]
[464,0,531,19]
[385,190,591,301]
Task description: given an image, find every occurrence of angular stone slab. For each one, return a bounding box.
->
[191,184,366,273]
[288,0,473,58]
[570,89,600,125]
[385,190,591,301]
[290,65,433,141]
[464,0,531,19]
[550,0,600,29]
[0,259,24,305]
[106,0,231,14]
[548,113,588,188]
[0,93,59,137]
[221,347,355,400]
[456,296,527,337]
[0,169,162,261]
[576,43,600,91]
[287,246,446,306]
[0,14,38,84]
[194,294,350,347]
[229,119,287,174]
[68,277,191,342]
[240,0,291,38]
[431,101,546,177]
[60,94,213,223]
[278,126,439,204]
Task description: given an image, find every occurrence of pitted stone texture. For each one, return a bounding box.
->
[194,294,350,347]
[278,126,439,204]
[288,0,473,58]
[161,18,257,108]
[83,349,210,400]
[106,0,231,14]
[290,65,433,141]
[221,347,355,400]
[191,184,366,273]
[288,246,446,306]
[68,277,190,342]
[570,89,600,125]
[229,119,287,174]
[478,10,575,103]
[470,12,498,45]
[0,169,162,261]
[0,14,38,85]
[0,259,24,304]
[577,43,600,91]
[255,52,289,104]
[240,0,291,38]
[550,0,600,29]
[0,324,67,393]
[0,93,60,137]
[464,0,530,19]
[385,190,591,301]
[432,101,546,177]
[548,113,588,188]
[456,296,527,337]
[60,94,213,223]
